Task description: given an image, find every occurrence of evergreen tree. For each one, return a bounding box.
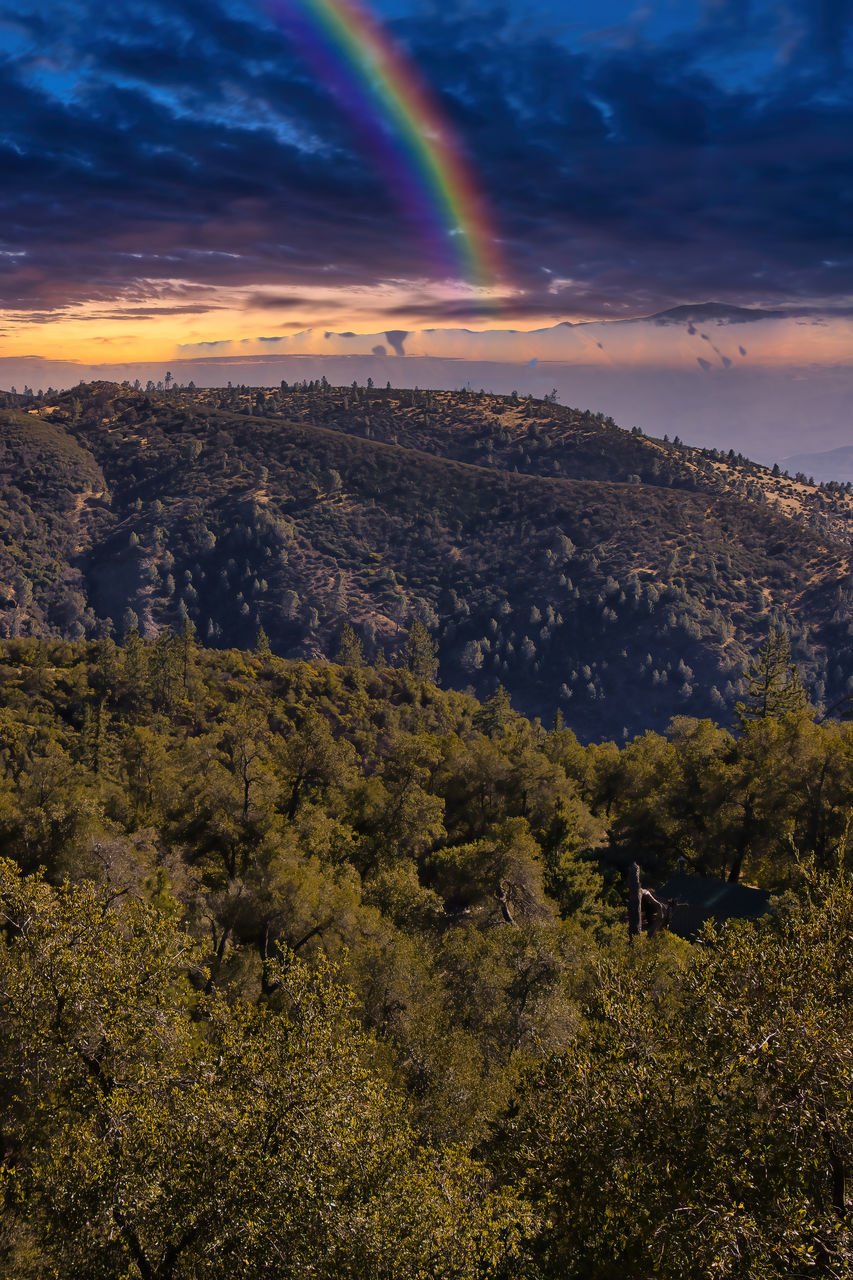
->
[121,628,149,707]
[176,613,199,693]
[255,625,272,659]
[335,622,364,667]
[149,631,182,711]
[737,628,807,724]
[404,618,439,681]
[120,607,139,637]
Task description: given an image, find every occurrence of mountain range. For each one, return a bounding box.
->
[4,304,852,466]
[1,379,851,739]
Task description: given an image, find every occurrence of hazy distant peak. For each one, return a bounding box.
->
[644,303,788,326]
[782,445,853,484]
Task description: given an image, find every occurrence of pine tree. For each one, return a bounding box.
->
[121,628,149,708]
[176,613,199,692]
[255,626,272,659]
[405,618,438,681]
[335,622,364,667]
[737,628,807,725]
[149,631,182,711]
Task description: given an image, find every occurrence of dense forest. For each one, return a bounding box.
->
[1,631,852,1276]
[2,381,853,737]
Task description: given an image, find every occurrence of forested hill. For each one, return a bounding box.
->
[2,638,853,1276]
[1,380,851,738]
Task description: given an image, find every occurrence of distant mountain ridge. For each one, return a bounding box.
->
[782,445,853,485]
[1,380,851,738]
[3,301,852,467]
[321,301,796,348]
[643,303,789,325]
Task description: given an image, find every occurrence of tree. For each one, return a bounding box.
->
[461,639,484,673]
[121,628,149,706]
[428,817,554,927]
[335,622,364,667]
[120,607,139,637]
[737,628,807,725]
[175,613,199,693]
[149,630,182,711]
[255,625,272,659]
[405,618,439,681]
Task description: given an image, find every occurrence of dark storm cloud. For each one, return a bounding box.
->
[1,0,851,319]
[381,298,575,320]
[248,294,328,310]
[0,1,411,308]
[791,0,853,64]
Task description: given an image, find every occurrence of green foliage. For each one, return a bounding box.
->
[336,621,364,667]
[496,868,853,1278]
[0,640,611,1145]
[0,638,852,1274]
[737,626,807,724]
[405,618,439,681]
[593,710,853,884]
[0,860,525,1278]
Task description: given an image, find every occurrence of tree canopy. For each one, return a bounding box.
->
[0,635,851,1276]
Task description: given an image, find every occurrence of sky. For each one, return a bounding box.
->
[0,0,852,372]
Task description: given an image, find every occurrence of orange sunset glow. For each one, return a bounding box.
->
[4,282,853,371]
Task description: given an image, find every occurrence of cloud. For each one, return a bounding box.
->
[381,297,576,321]
[75,304,225,322]
[249,294,318,310]
[384,329,409,355]
[791,0,853,67]
[0,0,851,324]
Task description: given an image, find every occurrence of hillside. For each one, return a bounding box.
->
[1,380,851,738]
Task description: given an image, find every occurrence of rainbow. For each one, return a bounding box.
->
[265,0,503,294]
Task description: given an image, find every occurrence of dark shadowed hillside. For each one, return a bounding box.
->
[1,380,851,738]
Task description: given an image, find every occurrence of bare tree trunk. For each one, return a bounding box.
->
[629,862,643,938]
[829,1138,847,1215]
[728,795,754,883]
[496,883,517,926]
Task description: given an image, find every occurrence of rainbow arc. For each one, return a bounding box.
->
[267,0,503,295]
